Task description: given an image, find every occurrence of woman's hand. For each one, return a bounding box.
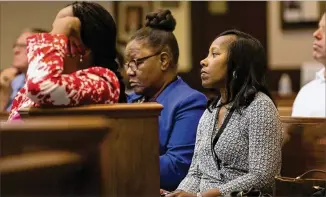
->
[164,189,221,197]
[0,67,18,88]
[51,16,85,55]
[160,189,169,194]
[166,190,196,197]
[51,16,81,37]
[0,67,17,111]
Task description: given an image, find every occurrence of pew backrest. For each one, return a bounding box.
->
[0,116,110,196]
[1,116,110,156]
[280,116,326,178]
[278,106,292,116]
[18,103,164,197]
[0,111,9,120]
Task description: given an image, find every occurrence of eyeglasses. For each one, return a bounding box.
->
[124,51,161,72]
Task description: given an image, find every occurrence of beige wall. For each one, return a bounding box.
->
[0,1,192,72]
[0,2,2,69]
[267,1,317,69]
[0,1,113,70]
[153,1,191,72]
[0,1,320,71]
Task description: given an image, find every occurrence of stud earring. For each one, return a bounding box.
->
[233,71,237,79]
[79,55,83,63]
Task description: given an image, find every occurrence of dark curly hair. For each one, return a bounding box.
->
[130,9,179,66]
[70,1,126,103]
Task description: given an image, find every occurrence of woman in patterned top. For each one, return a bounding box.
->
[8,2,126,121]
[164,30,283,197]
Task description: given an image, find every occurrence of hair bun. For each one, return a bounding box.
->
[145,9,176,32]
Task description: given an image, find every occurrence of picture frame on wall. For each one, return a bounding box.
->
[114,1,153,45]
[160,1,180,9]
[280,1,322,30]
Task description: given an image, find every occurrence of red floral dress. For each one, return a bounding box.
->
[8,33,120,121]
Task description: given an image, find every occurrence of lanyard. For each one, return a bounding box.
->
[211,105,235,170]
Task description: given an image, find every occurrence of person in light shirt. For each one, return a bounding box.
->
[292,13,326,117]
[0,28,47,112]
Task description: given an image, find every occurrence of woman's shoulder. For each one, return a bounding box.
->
[245,92,278,115]
[250,92,275,106]
[174,78,206,98]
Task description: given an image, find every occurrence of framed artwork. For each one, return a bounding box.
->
[208,1,228,15]
[160,1,180,9]
[115,1,153,44]
[280,1,323,30]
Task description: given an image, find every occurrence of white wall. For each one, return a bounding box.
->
[0,1,113,70]
[0,2,2,70]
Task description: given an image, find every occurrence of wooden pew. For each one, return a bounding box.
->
[272,92,297,107]
[19,103,163,197]
[0,111,9,120]
[280,116,326,178]
[0,116,110,196]
[278,106,292,116]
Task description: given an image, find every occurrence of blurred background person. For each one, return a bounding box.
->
[292,12,326,117]
[0,28,47,112]
[116,47,134,99]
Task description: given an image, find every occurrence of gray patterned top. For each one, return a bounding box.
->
[177,92,283,195]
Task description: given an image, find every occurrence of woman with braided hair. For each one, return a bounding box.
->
[125,9,207,190]
[8,1,126,121]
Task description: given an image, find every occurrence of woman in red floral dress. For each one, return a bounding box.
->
[8,2,126,121]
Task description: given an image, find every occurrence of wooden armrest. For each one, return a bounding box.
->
[19,103,163,118]
[280,116,326,124]
[0,151,81,174]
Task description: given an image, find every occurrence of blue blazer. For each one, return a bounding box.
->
[6,73,25,112]
[128,77,207,190]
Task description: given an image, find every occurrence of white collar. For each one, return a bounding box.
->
[315,67,326,82]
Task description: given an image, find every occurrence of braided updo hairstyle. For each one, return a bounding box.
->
[130,9,179,66]
[70,1,126,103]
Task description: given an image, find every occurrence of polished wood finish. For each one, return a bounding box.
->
[278,106,292,116]
[19,102,162,118]
[19,103,163,197]
[281,117,326,179]
[1,116,110,196]
[1,116,109,156]
[0,151,81,173]
[281,116,326,124]
[272,92,297,107]
[0,111,8,120]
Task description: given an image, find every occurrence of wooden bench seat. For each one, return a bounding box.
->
[280,116,326,179]
[18,103,163,197]
[1,116,110,196]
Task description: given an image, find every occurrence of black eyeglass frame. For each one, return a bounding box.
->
[124,51,162,72]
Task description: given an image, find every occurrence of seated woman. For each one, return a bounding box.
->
[8,1,125,121]
[164,30,283,197]
[125,9,207,190]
